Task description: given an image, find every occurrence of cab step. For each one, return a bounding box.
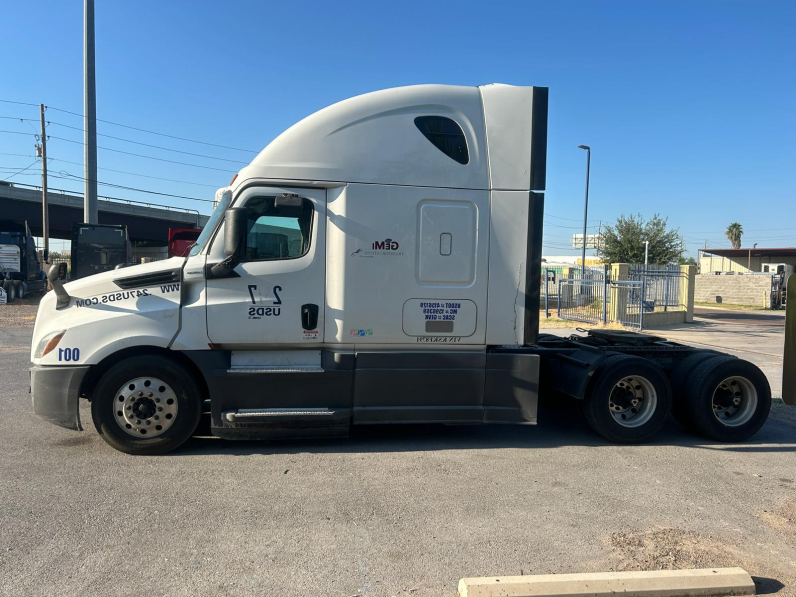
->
[226,366,325,374]
[212,407,350,440]
[224,408,339,422]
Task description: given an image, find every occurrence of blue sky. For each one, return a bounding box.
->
[1,0,794,256]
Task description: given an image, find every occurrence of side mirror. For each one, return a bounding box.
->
[209,207,249,279]
[224,207,249,258]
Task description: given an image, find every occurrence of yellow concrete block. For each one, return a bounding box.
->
[458,567,755,597]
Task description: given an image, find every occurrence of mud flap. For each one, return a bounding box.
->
[784,283,795,405]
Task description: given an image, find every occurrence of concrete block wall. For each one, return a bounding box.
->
[694,274,771,307]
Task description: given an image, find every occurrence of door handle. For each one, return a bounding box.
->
[301,303,319,330]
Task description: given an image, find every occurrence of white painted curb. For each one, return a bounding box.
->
[458,567,755,597]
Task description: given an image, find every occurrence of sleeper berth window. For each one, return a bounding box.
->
[414,116,469,165]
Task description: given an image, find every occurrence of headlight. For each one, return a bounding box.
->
[35,330,67,358]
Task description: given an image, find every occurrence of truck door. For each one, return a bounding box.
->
[205,186,325,346]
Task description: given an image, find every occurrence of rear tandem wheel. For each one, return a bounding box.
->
[679,356,771,442]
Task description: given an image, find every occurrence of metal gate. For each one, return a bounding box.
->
[557,277,607,326]
[609,279,644,330]
[558,277,644,330]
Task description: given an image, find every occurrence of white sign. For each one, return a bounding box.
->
[572,234,600,249]
[0,287,6,305]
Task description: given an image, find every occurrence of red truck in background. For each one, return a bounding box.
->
[167,228,201,258]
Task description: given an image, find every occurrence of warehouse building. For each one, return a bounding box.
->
[699,247,796,274]
[696,247,794,309]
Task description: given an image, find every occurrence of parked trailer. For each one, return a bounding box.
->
[29,84,791,454]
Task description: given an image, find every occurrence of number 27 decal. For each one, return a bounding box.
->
[248,284,282,305]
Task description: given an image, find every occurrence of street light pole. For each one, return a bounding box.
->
[577,145,591,278]
[84,0,98,224]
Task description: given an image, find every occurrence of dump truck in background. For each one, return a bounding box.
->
[27,84,791,455]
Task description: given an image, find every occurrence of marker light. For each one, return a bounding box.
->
[230,173,238,185]
[35,330,67,358]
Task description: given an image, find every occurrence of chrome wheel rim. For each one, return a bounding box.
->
[114,377,178,438]
[609,375,657,428]
[711,376,757,427]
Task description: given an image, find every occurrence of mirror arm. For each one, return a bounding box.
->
[209,254,241,279]
[47,263,70,310]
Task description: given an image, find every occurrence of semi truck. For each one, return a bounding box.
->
[70,223,132,280]
[0,219,48,303]
[29,84,793,455]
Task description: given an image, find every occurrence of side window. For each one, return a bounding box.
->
[414,116,469,165]
[243,196,313,261]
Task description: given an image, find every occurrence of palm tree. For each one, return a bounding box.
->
[725,222,743,249]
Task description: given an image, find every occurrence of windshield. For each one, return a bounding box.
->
[189,192,232,257]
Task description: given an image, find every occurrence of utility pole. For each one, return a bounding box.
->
[84,0,98,223]
[39,104,49,263]
[644,240,649,266]
[597,220,602,252]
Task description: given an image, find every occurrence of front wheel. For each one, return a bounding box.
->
[582,355,672,444]
[91,355,203,455]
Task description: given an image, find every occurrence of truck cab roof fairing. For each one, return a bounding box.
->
[244,85,490,190]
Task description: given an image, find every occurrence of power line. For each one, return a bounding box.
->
[47,121,249,164]
[545,221,602,230]
[47,157,219,188]
[1,160,39,180]
[52,170,214,202]
[48,135,238,173]
[1,168,214,203]
[44,104,258,153]
[546,212,603,223]
[0,99,39,108]
[0,152,37,158]
[0,129,35,137]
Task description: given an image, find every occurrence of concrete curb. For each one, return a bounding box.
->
[458,567,755,597]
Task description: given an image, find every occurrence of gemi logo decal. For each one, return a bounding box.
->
[372,238,400,251]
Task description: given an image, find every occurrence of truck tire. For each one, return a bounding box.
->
[682,357,771,442]
[3,280,16,303]
[13,280,24,299]
[582,354,672,444]
[91,355,203,455]
[669,351,719,429]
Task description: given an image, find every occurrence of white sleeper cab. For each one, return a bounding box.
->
[30,84,790,454]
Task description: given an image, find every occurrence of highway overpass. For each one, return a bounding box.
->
[0,182,210,244]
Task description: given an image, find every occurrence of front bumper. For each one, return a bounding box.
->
[30,365,90,431]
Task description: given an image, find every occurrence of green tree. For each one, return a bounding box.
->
[597,213,685,264]
[679,256,697,266]
[725,222,743,249]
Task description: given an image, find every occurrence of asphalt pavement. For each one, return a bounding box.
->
[1,314,795,597]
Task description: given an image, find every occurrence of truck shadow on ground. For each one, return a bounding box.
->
[173,402,796,457]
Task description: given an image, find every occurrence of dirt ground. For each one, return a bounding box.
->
[0,295,39,328]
